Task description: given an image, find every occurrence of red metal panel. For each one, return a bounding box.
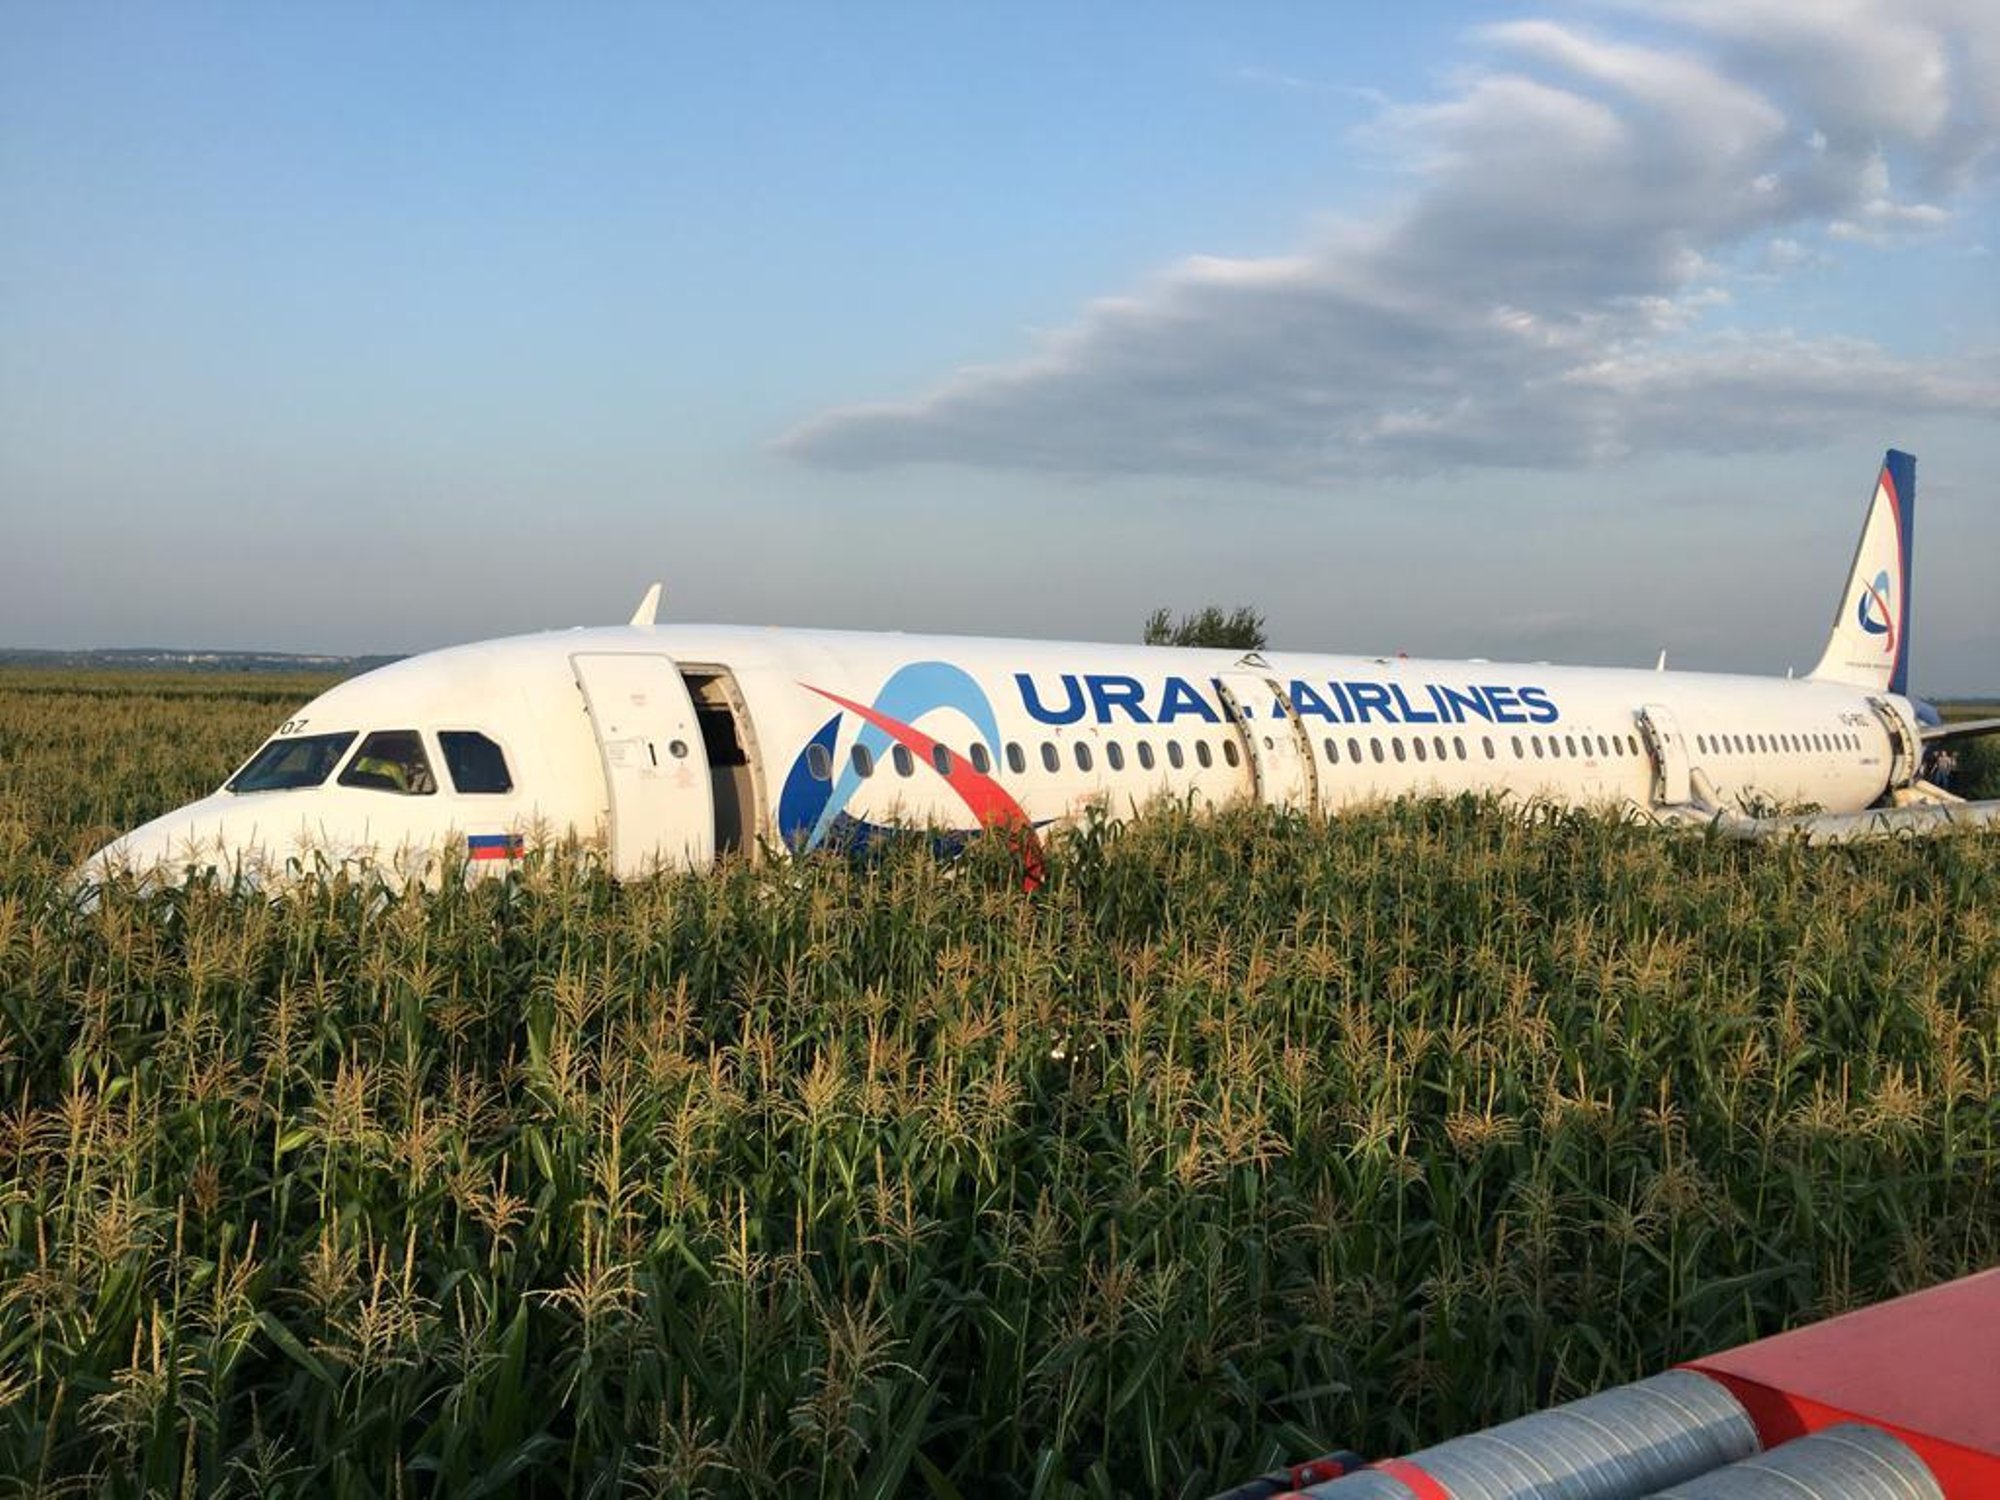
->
[1682,1268,2000,1497]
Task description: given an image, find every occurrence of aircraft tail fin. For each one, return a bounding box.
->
[1808,450,1914,695]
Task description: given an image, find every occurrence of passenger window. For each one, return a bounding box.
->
[932,744,953,776]
[969,743,992,775]
[1412,737,1427,762]
[1324,737,1339,764]
[1392,739,1407,763]
[1137,742,1156,770]
[1105,742,1125,772]
[1436,736,1449,761]
[852,745,875,777]
[1564,735,1578,757]
[1167,741,1185,770]
[1453,737,1466,761]
[1041,743,1060,773]
[1512,736,1524,758]
[1007,742,1027,775]
[339,730,437,795]
[1196,742,1213,769]
[806,743,833,781]
[892,745,915,777]
[1596,735,1609,757]
[1370,739,1385,763]
[1347,737,1362,763]
[1074,743,1094,773]
[1222,741,1240,767]
[1532,736,1544,758]
[1482,736,1495,759]
[440,732,514,794]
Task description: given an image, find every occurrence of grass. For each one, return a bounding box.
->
[0,668,1996,1497]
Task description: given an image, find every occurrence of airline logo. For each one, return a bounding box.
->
[1015,672,1560,727]
[1857,568,1896,654]
[777,660,1042,883]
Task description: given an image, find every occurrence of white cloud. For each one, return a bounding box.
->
[782,6,2000,484]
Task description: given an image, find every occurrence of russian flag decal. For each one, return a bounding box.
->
[467,833,524,861]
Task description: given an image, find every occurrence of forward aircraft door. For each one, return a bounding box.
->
[570,653,714,876]
[1213,673,1319,811]
[1637,703,1691,806]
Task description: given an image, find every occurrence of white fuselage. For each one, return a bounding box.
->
[88,623,1916,884]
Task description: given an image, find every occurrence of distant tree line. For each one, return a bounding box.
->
[1142,605,1268,651]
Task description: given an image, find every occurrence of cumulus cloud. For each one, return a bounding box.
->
[781,4,2000,483]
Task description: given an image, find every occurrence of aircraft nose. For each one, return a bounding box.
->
[75,795,446,893]
[76,798,236,887]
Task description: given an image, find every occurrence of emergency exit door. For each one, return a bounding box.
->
[1214,673,1320,811]
[570,654,714,876]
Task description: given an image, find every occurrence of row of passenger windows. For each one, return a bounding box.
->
[1696,730,1860,756]
[1324,730,1641,765]
[806,734,1247,782]
[805,721,1866,786]
[807,728,1654,782]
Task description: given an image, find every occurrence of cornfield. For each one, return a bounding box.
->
[2,668,1997,1498]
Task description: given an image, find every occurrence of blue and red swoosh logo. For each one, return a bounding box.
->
[1856,567,1894,654]
[777,661,1044,888]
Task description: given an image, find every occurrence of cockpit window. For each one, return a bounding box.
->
[439,731,513,794]
[338,730,437,795]
[228,732,358,793]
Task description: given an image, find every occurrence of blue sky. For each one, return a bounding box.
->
[3,3,1996,687]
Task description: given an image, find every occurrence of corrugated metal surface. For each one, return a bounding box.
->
[1647,1422,1944,1499]
[1299,1370,1758,1499]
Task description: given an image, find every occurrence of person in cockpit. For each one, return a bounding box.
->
[341,731,435,794]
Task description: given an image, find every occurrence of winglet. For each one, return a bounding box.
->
[629,583,664,627]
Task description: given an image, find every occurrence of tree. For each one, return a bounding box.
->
[1142,605,1268,651]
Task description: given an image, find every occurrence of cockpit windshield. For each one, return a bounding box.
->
[227,732,358,793]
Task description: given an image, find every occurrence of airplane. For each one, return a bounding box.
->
[81,449,2000,889]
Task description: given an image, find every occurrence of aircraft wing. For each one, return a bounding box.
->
[1923,717,2000,744]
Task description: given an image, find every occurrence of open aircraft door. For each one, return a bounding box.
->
[1214,673,1320,812]
[1866,695,1921,790]
[570,653,714,876]
[1636,702,1691,806]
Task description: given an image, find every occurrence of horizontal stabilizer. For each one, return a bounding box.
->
[1923,717,2000,745]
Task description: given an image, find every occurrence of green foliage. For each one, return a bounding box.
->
[1955,736,2000,799]
[1952,736,2000,804]
[2,671,1999,1497]
[1142,606,1269,651]
[1936,703,2000,800]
